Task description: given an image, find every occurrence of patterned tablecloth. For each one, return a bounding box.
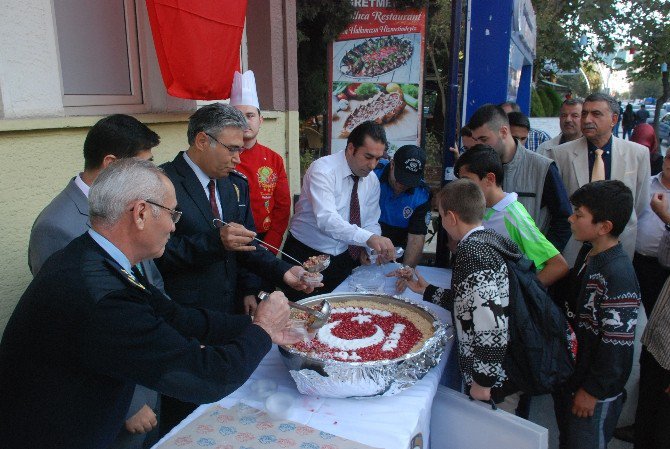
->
[153,266,453,449]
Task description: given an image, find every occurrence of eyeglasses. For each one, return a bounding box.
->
[204,132,243,152]
[145,199,182,224]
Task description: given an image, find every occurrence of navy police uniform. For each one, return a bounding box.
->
[374,159,431,248]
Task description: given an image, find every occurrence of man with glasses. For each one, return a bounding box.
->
[157,103,314,432]
[157,103,311,316]
[0,158,300,449]
[27,114,164,449]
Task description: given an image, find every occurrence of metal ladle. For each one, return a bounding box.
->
[212,218,330,273]
[258,292,332,330]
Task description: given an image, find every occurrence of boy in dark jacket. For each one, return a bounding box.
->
[554,180,641,449]
[401,178,524,403]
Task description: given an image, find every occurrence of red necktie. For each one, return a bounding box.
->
[348,175,362,259]
[208,179,221,219]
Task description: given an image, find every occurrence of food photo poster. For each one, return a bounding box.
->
[328,5,427,155]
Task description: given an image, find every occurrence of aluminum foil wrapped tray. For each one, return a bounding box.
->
[279,293,450,398]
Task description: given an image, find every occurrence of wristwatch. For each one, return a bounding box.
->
[665,223,670,232]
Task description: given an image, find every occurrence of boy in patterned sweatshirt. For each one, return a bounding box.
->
[402,178,523,403]
[553,180,641,449]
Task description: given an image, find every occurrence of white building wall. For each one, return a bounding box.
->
[0,0,64,118]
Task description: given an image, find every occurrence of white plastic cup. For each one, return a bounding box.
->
[265,391,295,419]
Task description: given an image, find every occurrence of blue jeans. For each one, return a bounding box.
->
[553,387,624,449]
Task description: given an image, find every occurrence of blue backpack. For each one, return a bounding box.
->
[503,256,576,395]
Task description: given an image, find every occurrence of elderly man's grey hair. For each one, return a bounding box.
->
[584,92,620,117]
[89,158,167,226]
[186,102,249,146]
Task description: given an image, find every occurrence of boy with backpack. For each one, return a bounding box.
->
[553,180,641,449]
[404,178,523,404]
[454,144,569,287]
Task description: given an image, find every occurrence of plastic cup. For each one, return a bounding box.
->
[265,391,295,419]
[250,379,278,400]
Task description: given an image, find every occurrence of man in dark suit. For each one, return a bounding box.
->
[0,158,299,449]
[155,103,314,432]
[27,114,164,448]
[156,103,309,315]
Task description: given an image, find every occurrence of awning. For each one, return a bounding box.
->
[145,0,248,100]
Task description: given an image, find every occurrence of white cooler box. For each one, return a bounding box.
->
[430,386,548,449]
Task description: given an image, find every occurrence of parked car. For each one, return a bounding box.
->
[654,113,670,145]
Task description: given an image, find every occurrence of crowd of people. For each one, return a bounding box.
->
[0,78,667,449]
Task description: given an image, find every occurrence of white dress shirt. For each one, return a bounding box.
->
[289,150,382,256]
[183,151,223,218]
[635,173,670,257]
[74,173,90,198]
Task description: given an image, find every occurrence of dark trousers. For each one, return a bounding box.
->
[281,233,358,301]
[553,386,624,449]
[634,347,670,449]
[633,252,670,315]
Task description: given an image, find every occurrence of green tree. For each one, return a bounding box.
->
[296,1,356,119]
[533,0,627,75]
[546,87,563,115]
[531,87,546,117]
[620,0,670,130]
[537,89,553,117]
[630,78,663,99]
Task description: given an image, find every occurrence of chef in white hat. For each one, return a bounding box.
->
[230,71,291,286]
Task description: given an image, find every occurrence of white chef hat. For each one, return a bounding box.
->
[229,70,260,109]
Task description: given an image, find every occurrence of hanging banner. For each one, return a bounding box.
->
[145,0,247,100]
[328,3,427,155]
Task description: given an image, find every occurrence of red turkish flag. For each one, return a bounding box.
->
[145,0,248,100]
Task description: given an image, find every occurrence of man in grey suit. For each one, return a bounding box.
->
[542,92,650,263]
[28,114,163,449]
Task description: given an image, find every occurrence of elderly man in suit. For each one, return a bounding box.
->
[1,158,298,449]
[542,92,650,263]
[27,114,164,448]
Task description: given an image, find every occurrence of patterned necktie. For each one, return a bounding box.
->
[348,175,362,259]
[207,179,221,219]
[591,149,605,182]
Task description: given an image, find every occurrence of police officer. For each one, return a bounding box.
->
[374,145,431,268]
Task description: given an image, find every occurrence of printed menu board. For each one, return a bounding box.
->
[328,3,427,155]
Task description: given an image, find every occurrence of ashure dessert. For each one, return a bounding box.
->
[289,300,433,362]
[340,36,414,78]
[303,254,329,271]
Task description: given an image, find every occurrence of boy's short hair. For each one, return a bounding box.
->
[570,180,633,237]
[436,178,485,225]
[454,144,504,186]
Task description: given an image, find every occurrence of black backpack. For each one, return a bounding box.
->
[503,256,575,395]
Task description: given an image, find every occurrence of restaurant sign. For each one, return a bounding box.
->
[328,2,427,155]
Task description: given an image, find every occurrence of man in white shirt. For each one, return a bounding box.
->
[284,121,396,299]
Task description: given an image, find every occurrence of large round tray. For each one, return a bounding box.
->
[279,292,450,398]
